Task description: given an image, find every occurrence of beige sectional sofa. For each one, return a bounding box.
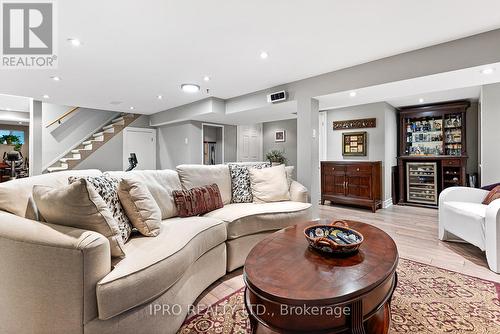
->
[0,164,310,334]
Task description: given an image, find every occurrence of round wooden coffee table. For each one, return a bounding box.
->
[243,219,398,334]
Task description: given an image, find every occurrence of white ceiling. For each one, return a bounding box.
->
[0,94,30,113]
[317,62,500,110]
[1,1,500,115]
[192,101,297,125]
[387,86,481,108]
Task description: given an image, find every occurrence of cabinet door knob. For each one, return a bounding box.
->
[356,168,360,171]
[332,167,335,171]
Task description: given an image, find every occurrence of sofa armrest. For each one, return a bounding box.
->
[290,180,309,203]
[0,210,111,334]
[485,199,500,273]
[439,186,488,206]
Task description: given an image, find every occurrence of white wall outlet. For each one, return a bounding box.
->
[312,129,317,138]
[184,137,188,144]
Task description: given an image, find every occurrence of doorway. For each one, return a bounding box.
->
[202,124,224,165]
[123,127,156,170]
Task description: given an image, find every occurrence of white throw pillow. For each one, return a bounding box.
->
[249,164,290,203]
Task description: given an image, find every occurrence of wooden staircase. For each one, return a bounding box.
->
[46,113,140,172]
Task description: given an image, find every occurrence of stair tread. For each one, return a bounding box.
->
[47,166,68,172]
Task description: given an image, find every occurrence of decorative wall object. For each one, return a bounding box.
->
[332,118,376,130]
[342,131,367,156]
[274,130,286,142]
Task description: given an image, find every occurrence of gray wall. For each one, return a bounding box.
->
[75,115,152,171]
[42,103,119,169]
[480,83,500,186]
[466,102,479,174]
[157,121,237,170]
[324,102,397,203]
[263,118,297,168]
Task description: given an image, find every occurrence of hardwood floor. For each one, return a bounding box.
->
[189,204,499,319]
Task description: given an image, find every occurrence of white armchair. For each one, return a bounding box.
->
[439,187,500,273]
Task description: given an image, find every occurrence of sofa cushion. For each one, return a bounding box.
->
[106,170,181,219]
[96,216,226,320]
[177,164,232,205]
[0,169,101,219]
[172,184,223,217]
[203,201,312,239]
[69,175,132,243]
[444,201,487,219]
[228,162,271,203]
[118,177,162,237]
[249,164,290,203]
[33,179,126,257]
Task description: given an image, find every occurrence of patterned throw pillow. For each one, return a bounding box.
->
[228,162,271,203]
[172,184,223,217]
[69,175,133,243]
[483,185,500,205]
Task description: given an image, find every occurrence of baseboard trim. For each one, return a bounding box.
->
[383,198,393,209]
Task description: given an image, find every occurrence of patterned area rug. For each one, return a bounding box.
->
[179,258,500,333]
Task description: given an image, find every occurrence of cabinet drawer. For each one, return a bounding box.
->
[322,165,344,174]
[346,165,372,174]
[443,159,461,167]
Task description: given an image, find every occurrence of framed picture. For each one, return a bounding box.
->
[342,131,367,156]
[275,130,286,142]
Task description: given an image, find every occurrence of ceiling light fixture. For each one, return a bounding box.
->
[6,108,11,111]
[129,106,135,110]
[481,68,494,75]
[67,38,81,47]
[419,98,424,103]
[349,91,357,97]
[181,84,200,93]
[51,76,61,81]
[203,75,210,82]
[260,51,269,59]
[43,94,49,99]
[157,95,163,100]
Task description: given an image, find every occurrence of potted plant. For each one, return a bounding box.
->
[0,134,20,146]
[266,149,287,166]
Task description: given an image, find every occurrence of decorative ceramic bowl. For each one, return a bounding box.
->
[304,220,364,255]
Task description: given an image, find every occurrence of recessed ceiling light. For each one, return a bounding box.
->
[481,68,494,75]
[157,95,163,100]
[43,94,49,99]
[260,51,269,59]
[203,75,210,82]
[349,91,357,97]
[129,106,135,110]
[419,98,424,103]
[18,122,23,125]
[6,108,11,111]
[67,38,81,47]
[181,84,200,93]
[51,76,61,81]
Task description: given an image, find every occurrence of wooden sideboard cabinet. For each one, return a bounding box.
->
[321,161,382,212]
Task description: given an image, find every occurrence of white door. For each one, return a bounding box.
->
[123,127,156,170]
[237,124,262,162]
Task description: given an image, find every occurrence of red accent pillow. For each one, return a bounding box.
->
[172,184,224,217]
[483,185,500,205]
